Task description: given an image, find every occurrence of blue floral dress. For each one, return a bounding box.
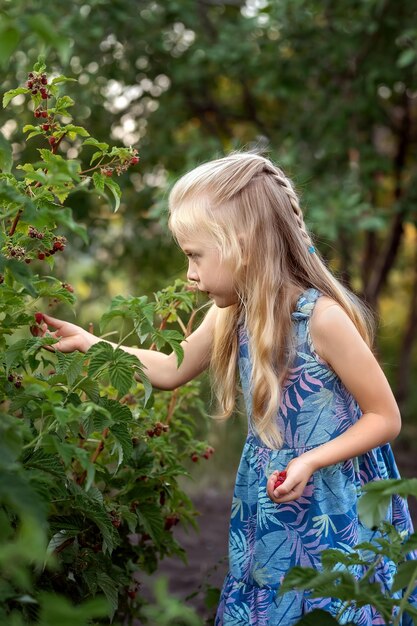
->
[215,288,417,625]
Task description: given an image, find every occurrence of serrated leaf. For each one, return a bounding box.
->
[83,137,109,151]
[51,76,78,85]
[92,171,105,192]
[110,422,133,464]
[23,450,66,479]
[137,503,165,544]
[2,87,29,108]
[77,378,100,402]
[293,610,345,626]
[104,177,121,212]
[96,572,118,620]
[392,560,417,593]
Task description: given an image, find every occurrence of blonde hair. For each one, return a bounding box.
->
[168,152,374,449]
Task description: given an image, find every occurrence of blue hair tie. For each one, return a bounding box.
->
[308,245,315,254]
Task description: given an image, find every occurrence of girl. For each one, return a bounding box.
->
[38,152,416,625]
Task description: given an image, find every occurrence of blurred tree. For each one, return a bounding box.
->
[1,0,417,414]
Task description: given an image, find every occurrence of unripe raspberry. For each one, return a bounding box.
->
[130,156,140,165]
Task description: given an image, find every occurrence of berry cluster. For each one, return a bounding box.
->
[37,235,67,261]
[146,421,169,437]
[5,243,26,260]
[190,446,215,462]
[99,150,140,178]
[27,72,49,100]
[8,373,23,389]
[28,226,44,240]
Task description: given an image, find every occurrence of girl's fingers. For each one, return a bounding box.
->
[41,313,66,329]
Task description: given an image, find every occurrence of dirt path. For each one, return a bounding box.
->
[141,487,231,622]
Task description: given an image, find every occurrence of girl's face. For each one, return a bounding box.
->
[177,236,238,308]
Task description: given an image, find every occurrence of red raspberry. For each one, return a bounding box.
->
[41,111,48,118]
[41,75,47,85]
[164,514,180,531]
[42,124,50,131]
[273,471,287,490]
[130,156,140,165]
[191,453,199,463]
[37,252,45,260]
[34,109,42,118]
[34,312,43,325]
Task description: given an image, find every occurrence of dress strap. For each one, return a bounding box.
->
[291,287,322,321]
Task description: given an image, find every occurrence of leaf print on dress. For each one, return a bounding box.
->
[231,496,245,522]
[256,490,286,531]
[229,527,249,579]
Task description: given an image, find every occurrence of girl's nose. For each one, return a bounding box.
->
[187,264,199,283]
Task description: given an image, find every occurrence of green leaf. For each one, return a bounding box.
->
[92,171,105,193]
[398,48,417,68]
[104,177,121,212]
[77,378,100,402]
[293,610,348,626]
[137,503,165,544]
[37,592,109,626]
[392,560,417,593]
[51,76,78,85]
[83,137,109,151]
[2,87,30,108]
[23,450,66,479]
[95,572,118,620]
[110,422,133,463]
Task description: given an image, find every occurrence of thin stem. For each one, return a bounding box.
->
[8,209,23,236]
[392,563,417,626]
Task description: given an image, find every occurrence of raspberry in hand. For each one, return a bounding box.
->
[273,471,287,490]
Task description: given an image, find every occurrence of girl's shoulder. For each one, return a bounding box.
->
[309,295,365,366]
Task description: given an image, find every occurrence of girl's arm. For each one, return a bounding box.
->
[267,297,401,503]
[39,304,217,390]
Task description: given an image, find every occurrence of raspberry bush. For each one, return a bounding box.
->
[0,60,213,625]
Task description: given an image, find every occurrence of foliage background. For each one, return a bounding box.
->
[1,0,417,546]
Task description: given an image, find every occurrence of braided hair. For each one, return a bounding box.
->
[169,151,373,449]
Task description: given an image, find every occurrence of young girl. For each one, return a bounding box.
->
[38,152,416,625]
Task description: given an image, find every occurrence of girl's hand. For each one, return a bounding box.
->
[267,455,316,503]
[31,313,99,353]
